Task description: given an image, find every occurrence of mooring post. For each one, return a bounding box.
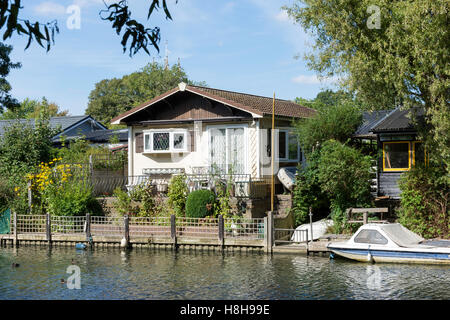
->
[363,211,368,225]
[85,213,91,242]
[218,214,224,250]
[124,214,130,247]
[46,213,52,244]
[309,207,313,243]
[266,211,273,253]
[170,214,177,250]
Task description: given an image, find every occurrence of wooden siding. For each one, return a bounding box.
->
[125,91,251,123]
[378,172,402,198]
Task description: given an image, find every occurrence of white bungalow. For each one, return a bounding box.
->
[111,83,315,201]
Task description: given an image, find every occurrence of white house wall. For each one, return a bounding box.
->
[130,121,257,177]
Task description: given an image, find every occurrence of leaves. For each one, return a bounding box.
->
[285,0,449,173]
[100,0,175,57]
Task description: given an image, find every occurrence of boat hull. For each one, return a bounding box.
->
[330,247,450,265]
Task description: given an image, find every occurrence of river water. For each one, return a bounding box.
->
[0,246,448,300]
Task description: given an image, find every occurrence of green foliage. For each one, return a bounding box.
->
[0,1,174,56]
[291,153,330,226]
[185,190,216,218]
[113,181,171,217]
[86,62,206,125]
[0,42,21,112]
[317,140,373,232]
[44,180,102,216]
[112,187,140,216]
[294,101,363,158]
[0,97,68,120]
[167,174,188,217]
[398,166,449,239]
[285,0,449,173]
[295,89,363,110]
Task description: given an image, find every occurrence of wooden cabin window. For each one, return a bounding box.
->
[413,141,427,166]
[383,142,410,171]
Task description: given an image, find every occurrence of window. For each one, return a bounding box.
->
[143,130,188,153]
[413,141,427,166]
[383,142,410,171]
[209,125,246,174]
[354,229,388,245]
[277,129,301,162]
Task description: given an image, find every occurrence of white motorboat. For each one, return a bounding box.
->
[327,223,450,265]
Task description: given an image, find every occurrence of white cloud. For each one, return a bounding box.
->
[292,74,339,85]
[274,10,291,23]
[34,2,66,16]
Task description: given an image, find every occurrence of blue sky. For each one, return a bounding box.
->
[5,0,337,116]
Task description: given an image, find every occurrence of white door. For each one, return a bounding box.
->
[208,125,247,174]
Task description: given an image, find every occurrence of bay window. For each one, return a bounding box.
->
[143,129,188,153]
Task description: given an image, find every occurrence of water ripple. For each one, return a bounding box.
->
[0,246,448,300]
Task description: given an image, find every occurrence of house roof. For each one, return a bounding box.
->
[0,115,107,139]
[111,83,316,124]
[82,129,128,143]
[353,110,392,138]
[371,107,425,133]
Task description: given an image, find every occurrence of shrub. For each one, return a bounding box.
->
[291,151,330,227]
[185,189,216,218]
[398,166,449,239]
[112,187,140,216]
[167,174,188,217]
[45,180,102,216]
[316,140,373,232]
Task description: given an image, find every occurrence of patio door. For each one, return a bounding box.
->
[208,125,247,174]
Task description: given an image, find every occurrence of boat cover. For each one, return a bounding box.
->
[277,167,298,191]
[379,223,424,247]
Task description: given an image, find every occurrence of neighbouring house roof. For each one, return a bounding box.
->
[0,115,108,142]
[353,110,392,139]
[82,129,128,143]
[111,82,316,125]
[371,107,425,133]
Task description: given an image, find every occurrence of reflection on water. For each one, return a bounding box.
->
[0,246,448,300]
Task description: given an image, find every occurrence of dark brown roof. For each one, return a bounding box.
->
[111,83,316,124]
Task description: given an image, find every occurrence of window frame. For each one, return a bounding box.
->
[206,124,248,174]
[354,229,389,245]
[412,141,428,167]
[143,129,188,153]
[276,129,301,162]
[382,141,411,172]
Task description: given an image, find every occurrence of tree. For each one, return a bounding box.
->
[0,42,20,111]
[295,89,364,110]
[0,97,69,119]
[294,100,363,158]
[0,0,175,57]
[285,0,449,171]
[86,62,206,125]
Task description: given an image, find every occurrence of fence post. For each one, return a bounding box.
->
[218,215,224,250]
[170,215,177,251]
[46,213,52,244]
[85,213,91,241]
[13,211,17,247]
[27,181,32,213]
[266,211,273,253]
[123,214,130,248]
[363,211,368,225]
